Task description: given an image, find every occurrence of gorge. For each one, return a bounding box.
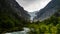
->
[0,0,60,34]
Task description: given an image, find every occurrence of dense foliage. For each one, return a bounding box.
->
[0,10,26,33]
[0,9,60,34]
[27,10,60,34]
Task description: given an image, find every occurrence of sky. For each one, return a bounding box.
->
[16,0,51,12]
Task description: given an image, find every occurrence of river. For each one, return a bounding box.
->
[5,27,30,34]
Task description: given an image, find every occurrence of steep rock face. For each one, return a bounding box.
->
[34,0,60,21]
[0,0,30,33]
[0,0,30,20]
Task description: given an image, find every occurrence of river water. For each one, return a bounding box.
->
[5,27,30,34]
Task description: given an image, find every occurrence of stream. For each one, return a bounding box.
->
[5,27,30,34]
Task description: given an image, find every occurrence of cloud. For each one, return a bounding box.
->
[16,0,51,12]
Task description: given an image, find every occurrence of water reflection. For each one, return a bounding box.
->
[5,27,30,34]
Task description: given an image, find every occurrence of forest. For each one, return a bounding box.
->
[0,9,60,34]
[27,10,60,34]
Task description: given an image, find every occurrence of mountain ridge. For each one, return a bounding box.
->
[34,0,60,21]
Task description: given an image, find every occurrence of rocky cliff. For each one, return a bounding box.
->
[34,0,60,21]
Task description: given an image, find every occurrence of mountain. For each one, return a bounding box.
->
[0,0,30,20]
[40,10,60,25]
[34,0,60,21]
[0,0,30,33]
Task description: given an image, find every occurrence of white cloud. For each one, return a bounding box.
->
[16,0,51,12]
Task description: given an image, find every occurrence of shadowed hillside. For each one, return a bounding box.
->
[0,0,30,33]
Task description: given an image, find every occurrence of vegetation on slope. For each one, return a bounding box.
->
[0,9,25,33]
[0,0,30,33]
[0,9,60,34]
[27,10,60,34]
